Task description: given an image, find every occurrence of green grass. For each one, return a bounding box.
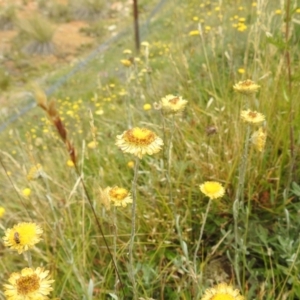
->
[1,0,300,299]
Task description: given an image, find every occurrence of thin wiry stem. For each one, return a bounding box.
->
[74,164,125,297]
[166,115,175,213]
[113,206,119,293]
[23,251,32,268]
[129,157,140,300]
[193,198,212,272]
[233,123,251,290]
[284,0,296,188]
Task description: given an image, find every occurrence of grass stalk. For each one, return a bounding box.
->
[233,121,251,290]
[193,198,212,275]
[166,115,175,213]
[128,156,140,299]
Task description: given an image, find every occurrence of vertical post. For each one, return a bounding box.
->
[133,0,140,53]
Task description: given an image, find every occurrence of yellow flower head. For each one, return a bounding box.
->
[141,41,149,47]
[88,141,98,149]
[3,222,43,254]
[240,109,265,124]
[22,188,31,198]
[27,164,44,181]
[200,181,225,200]
[100,186,132,210]
[127,161,135,168]
[160,94,188,115]
[3,267,54,300]
[189,30,200,36]
[0,206,5,218]
[116,127,163,159]
[123,49,132,54]
[233,79,260,94]
[143,103,152,111]
[200,282,244,300]
[66,159,74,167]
[251,127,267,152]
[120,59,132,67]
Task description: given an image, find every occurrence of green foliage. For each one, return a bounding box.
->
[0,68,11,90]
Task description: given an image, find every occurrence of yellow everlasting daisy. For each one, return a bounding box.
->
[120,59,132,67]
[116,127,163,159]
[0,206,5,218]
[160,94,188,115]
[101,186,132,209]
[3,222,43,254]
[233,79,260,94]
[251,127,267,152]
[22,188,32,198]
[240,110,265,124]
[200,282,244,300]
[200,181,225,200]
[3,267,54,300]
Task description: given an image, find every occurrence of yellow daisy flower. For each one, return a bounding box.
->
[120,59,132,67]
[22,188,32,198]
[0,206,5,218]
[101,186,133,209]
[240,110,265,124]
[123,49,132,54]
[27,164,44,181]
[189,30,200,36]
[87,141,98,149]
[160,94,188,115]
[233,79,260,94]
[200,181,225,200]
[115,127,163,159]
[143,103,152,111]
[127,161,135,168]
[3,222,43,254]
[66,159,74,167]
[251,127,267,152]
[200,282,244,300]
[3,267,54,300]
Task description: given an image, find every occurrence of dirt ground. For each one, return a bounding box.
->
[0,0,130,116]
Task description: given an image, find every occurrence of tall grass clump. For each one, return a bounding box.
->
[71,0,107,21]
[18,14,56,55]
[1,0,300,299]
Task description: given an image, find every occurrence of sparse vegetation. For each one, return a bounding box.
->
[71,0,107,21]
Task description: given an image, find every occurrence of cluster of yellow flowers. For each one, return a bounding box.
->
[234,79,267,152]
[2,222,54,299]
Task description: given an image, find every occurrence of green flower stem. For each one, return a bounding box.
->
[113,206,119,292]
[166,115,175,213]
[129,157,140,300]
[193,198,212,273]
[233,123,251,290]
[23,250,32,268]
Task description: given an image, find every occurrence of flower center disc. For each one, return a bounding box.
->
[17,274,40,295]
[169,97,179,104]
[109,187,128,200]
[242,80,253,86]
[205,183,220,193]
[212,294,235,300]
[124,128,156,145]
[248,111,257,118]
